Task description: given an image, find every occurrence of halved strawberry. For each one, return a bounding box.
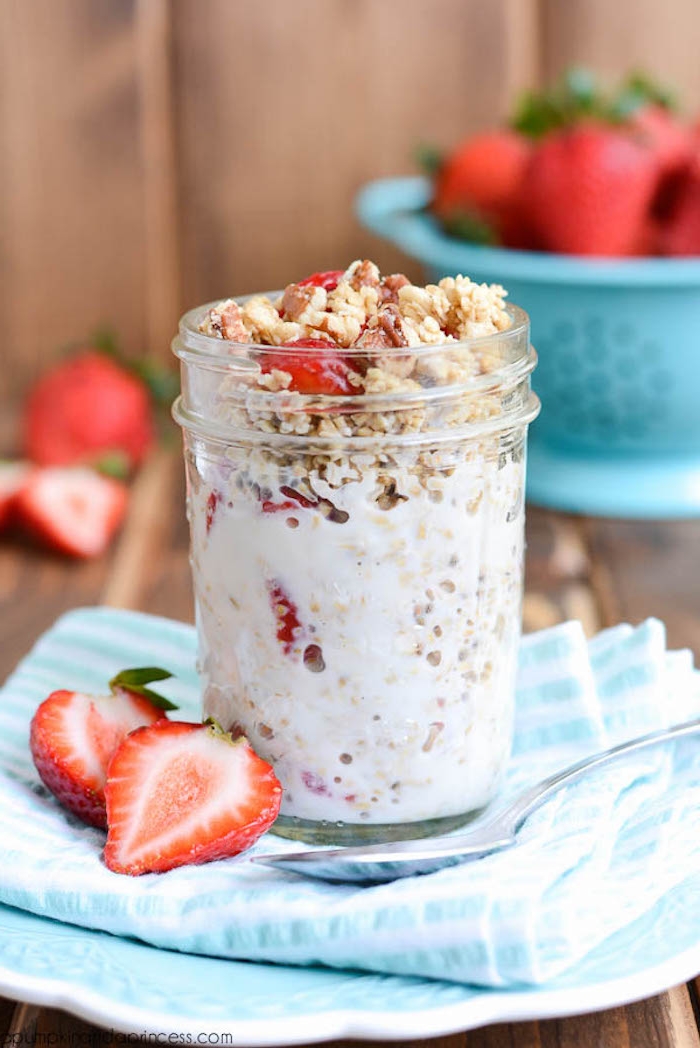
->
[0,461,31,532]
[262,338,360,396]
[30,668,176,828]
[103,720,282,875]
[297,270,345,292]
[14,467,128,558]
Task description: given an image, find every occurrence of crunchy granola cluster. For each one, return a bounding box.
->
[201,261,509,351]
[198,261,513,440]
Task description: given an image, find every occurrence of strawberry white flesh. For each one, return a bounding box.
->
[104,721,283,875]
[30,688,166,828]
[0,461,31,531]
[15,467,127,558]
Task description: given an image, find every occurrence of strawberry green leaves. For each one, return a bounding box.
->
[109,667,178,711]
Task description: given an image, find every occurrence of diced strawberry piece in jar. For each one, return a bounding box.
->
[261,486,319,515]
[297,270,345,292]
[206,491,222,533]
[262,339,361,396]
[268,581,303,655]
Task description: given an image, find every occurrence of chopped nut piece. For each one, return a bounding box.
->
[346,259,381,290]
[380,273,410,304]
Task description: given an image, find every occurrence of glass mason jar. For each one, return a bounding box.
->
[172,297,539,845]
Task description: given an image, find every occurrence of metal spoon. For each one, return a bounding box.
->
[251,716,700,883]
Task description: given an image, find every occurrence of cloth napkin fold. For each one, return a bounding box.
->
[0,607,698,988]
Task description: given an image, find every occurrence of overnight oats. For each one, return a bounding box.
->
[172,261,539,844]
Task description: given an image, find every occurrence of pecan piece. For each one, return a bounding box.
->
[347,259,381,291]
[208,300,249,342]
[280,282,325,322]
[357,304,415,378]
[380,273,410,305]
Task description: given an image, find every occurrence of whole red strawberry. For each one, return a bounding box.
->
[523,123,657,255]
[30,668,176,828]
[24,350,154,471]
[432,130,532,245]
[104,720,282,875]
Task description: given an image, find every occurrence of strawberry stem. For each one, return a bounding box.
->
[203,717,243,745]
[511,66,678,138]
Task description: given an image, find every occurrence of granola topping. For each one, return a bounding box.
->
[196,261,516,442]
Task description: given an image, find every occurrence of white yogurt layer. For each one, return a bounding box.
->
[189,440,524,826]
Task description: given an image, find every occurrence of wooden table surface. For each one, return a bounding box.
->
[2,448,700,1048]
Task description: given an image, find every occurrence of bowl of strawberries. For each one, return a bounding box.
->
[357,71,700,518]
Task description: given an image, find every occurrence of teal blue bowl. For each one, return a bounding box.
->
[357,177,700,518]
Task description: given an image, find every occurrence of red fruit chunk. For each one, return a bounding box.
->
[25,350,153,470]
[262,486,319,514]
[261,499,297,514]
[262,339,360,396]
[523,123,657,256]
[301,770,331,796]
[268,580,303,654]
[297,270,345,292]
[206,490,222,533]
[30,685,169,828]
[0,462,31,533]
[103,721,282,875]
[14,467,128,558]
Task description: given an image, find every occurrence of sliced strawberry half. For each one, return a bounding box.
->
[30,669,176,828]
[103,720,283,875]
[0,461,31,532]
[297,269,345,292]
[14,467,128,558]
[262,338,360,396]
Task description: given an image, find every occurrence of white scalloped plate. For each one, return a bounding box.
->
[1,877,699,1046]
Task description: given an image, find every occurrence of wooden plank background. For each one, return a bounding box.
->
[1,0,699,432]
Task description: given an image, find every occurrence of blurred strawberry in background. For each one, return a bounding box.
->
[521,122,657,256]
[14,467,128,559]
[2,335,176,558]
[24,350,153,474]
[431,130,532,246]
[659,155,700,256]
[426,68,700,257]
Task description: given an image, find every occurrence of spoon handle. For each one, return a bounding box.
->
[494,715,700,838]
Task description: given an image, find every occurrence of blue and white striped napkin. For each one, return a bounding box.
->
[0,608,698,987]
